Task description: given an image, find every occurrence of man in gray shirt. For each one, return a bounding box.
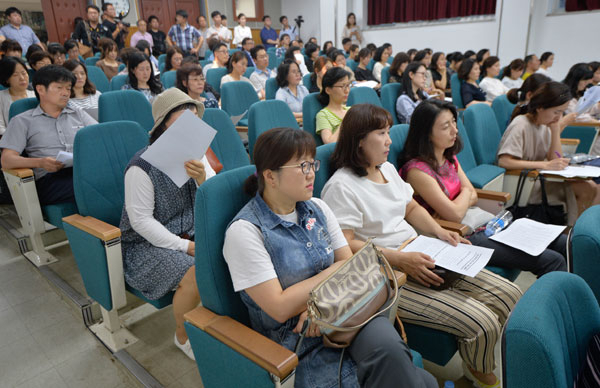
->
[0,65,97,205]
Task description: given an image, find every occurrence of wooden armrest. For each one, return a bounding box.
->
[390,270,407,287]
[62,214,121,241]
[475,189,511,202]
[568,122,600,127]
[436,219,470,236]
[184,306,298,379]
[296,118,303,125]
[235,125,248,133]
[560,138,580,146]
[505,169,539,178]
[2,168,34,178]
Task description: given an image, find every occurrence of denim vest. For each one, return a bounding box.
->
[231,194,358,388]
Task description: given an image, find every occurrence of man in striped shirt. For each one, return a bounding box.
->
[167,10,203,57]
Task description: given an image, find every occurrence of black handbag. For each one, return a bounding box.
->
[507,170,567,225]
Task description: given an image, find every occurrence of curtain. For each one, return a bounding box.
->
[368,0,496,25]
[565,0,600,11]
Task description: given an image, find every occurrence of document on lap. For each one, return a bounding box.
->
[141,110,217,187]
[56,151,73,168]
[401,235,493,278]
[489,218,566,256]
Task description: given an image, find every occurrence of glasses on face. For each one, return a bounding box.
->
[257,55,268,60]
[215,49,228,54]
[279,160,320,175]
[414,71,426,77]
[189,76,205,82]
[332,83,351,91]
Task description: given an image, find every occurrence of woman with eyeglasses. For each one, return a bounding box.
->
[0,56,35,134]
[223,127,437,388]
[315,67,351,144]
[275,59,309,118]
[395,62,432,124]
[176,63,219,109]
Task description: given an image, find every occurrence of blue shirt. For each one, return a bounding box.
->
[395,91,430,124]
[279,26,298,41]
[260,26,278,49]
[275,85,309,113]
[167,23,201,51]
[0,23,40,53]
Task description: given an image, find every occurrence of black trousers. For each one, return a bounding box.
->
[35,168,75,205]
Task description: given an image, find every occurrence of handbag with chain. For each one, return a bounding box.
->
[306,239,399,348]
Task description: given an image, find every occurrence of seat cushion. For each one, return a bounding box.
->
[465,165,505,189]
[126,284,175,309]
[42,202,78,229]
[486,266,520,282]
[404,323,457,366]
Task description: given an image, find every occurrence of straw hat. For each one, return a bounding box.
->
[149,88,205,134]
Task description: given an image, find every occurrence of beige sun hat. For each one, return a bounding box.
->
[149,88,205,134]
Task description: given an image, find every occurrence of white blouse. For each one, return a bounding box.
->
[479,77,509,102]
[233,25,252,47]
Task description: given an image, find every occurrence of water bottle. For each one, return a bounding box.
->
[443,381,455,388]
[484,210,513,237]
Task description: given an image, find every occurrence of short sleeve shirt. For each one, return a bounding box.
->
[168,23,201,51]
[315,106,349,134]
[0,105,97,179]
[275,85,309,113]
[497,114,550,162]
[0,24,40,53]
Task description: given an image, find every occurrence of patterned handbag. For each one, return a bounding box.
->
[306,239,399,348]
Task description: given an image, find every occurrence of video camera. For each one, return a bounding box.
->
[117,12,130,27]
[294,15,304,29]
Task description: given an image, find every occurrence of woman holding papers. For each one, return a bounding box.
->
[119,88,216,360]
[321,103,522,388]
[497,81,600,217]
[401,99,567,276]
[222,127,437,388]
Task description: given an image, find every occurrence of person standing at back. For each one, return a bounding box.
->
[130,19,153,52]
[148,15,168,57]
[260,15,278,50]
[233,13,252,49]
[0,7,41,54]
[167,10,203,57]
[196,15,209,60]
[206,11,232,45]
[72,5,110,55]
[278,16,298,42]
[101,2,128,50]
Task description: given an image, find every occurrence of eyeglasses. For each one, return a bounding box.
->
[279,160,320,175]
[414,71,426,76]
[332,83,352,90]
[215,49,229,54]
[189,76,205,81]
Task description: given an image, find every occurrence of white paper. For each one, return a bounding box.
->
[576,86,600,114]
[353,80,379,89]
[230,110,248,126]
[539,165,600,178]
[56,151,73,168]
[402,235,493,277]
[141,110,217,187]
[489,218,566,256]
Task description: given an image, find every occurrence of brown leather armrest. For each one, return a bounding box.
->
[435,219,470,236]
[184,307,298,379]
[560,138,580,146]
[476,189,511,202]
[505,169,539,178]
[2,168,34,178]
[62,214,121,241]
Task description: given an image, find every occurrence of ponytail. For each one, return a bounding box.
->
[243,173,259,197]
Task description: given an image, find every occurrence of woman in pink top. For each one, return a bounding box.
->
[400,99,567,278]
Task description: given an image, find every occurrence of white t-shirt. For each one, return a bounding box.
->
[124,155,216,253]
[223,198,347,292]
[501,76,523,90]
[479,77,509,102]
[321,162,418,250]
[535,67,553,80]
[233,25,252,46]
[207,25,232,43]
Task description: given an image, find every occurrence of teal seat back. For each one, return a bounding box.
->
[98,90,154,132]
[367,59,375,71]
[347,59,357,71]
[302,92,325,146]
[206,67,228,94]
[160,70,177,89]
[118,63,125,72]
[381,83,403,125]
[158,53,166,67]
[247,100,299,160]
[228,49,239,56]
[314,143,336,198]
[456,119,478,172]
[244,66,255,79]
[86,65,110,93]
[194,165,256,323]
[267,50,278,69]
[109,74,128,91]
[8,97,38,120]
[221,81,260,124]
[200,59,212,68]
[302,73,313,90]
[94,52,101,58]
[572,205,600,303]
[202,108,250,171]
[158,62,166,73]
[381,67,390,85]
[463,104,502,166]
[347,87,382,107]
[503,272,600,388]
[205,49,212,58]
[387,124,409,169]
[451,73,464,109]
[491,94,516,134]
[562,125,599,154]
[85,57,100,67]
[265,77,278,100]
[72,121,148,226]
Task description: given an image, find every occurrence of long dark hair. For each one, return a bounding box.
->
[430,52,444,71]
[330,104,393,177]
[317,67,350,105]
[502,58,525,79]
[63,59,97,96]
[400,99,462,172]
[389,52,409,77]
[508,73,551,121]
[562,63,593,99]
[346,12,356,28]
[401,62,427,103]
[244,127,316,196]
[481,56,500,78]
[128,52,163,94]
[165,46,184,71]
[457,58,477,81]
[516,81,571,123]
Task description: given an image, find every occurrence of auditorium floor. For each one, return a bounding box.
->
[0,219,536,388]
